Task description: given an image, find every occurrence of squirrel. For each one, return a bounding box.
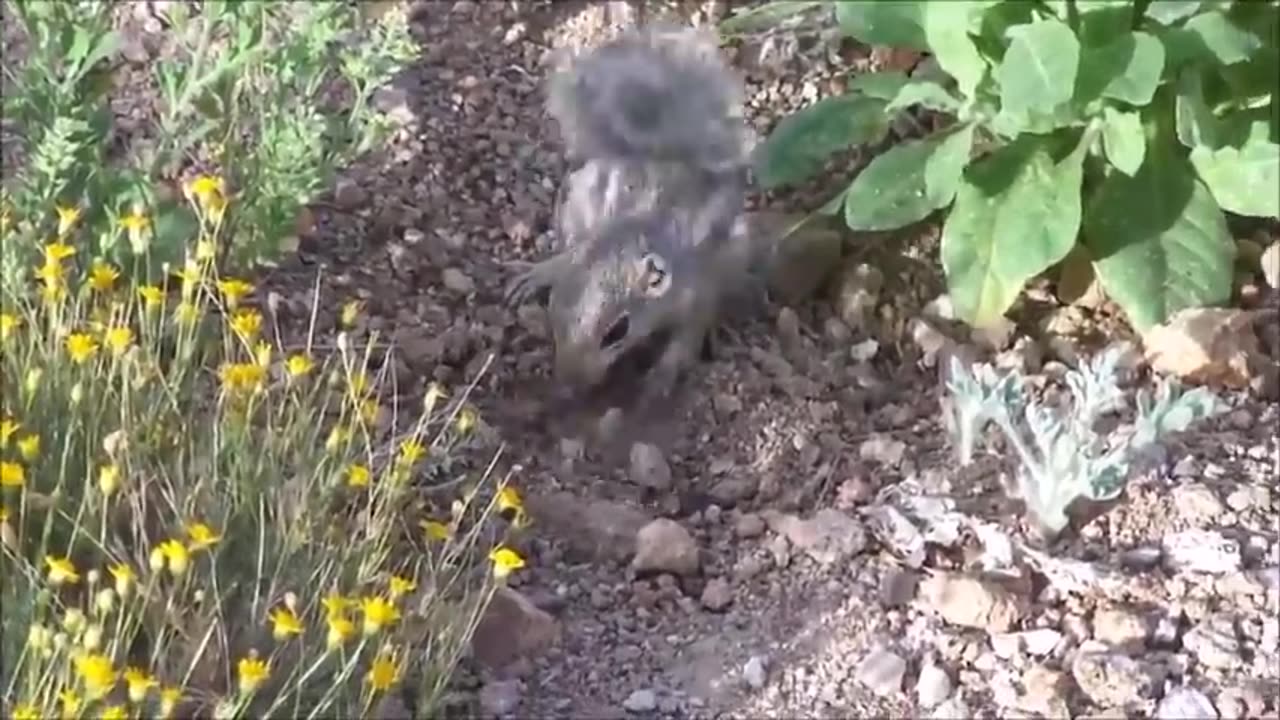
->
[505,24,759,412]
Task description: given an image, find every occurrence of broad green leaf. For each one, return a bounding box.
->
[1145,1,1202,25]
[1103,33,1166,105]
[719,1,823,34]
[847,71,910,101]
[835,1,928,50]
[1190,138,1280,217]
[941,136,1086,326]
[1084,133,1234,331]
[996,19,1080,119]
[975,1,1036,61]
[925,124,977,207]
[755,94,890,189]
[1075,32,1165,108]
[1175,70,1221,147]
[1166,10,1264,67]
[922,2,990,98]
[1102,107,1147,176]
[885,80,963,115]
[844,124,974,231]
[1078,4,1136,47]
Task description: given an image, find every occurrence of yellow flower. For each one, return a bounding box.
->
[120,210,149,231]
[45,240,77,263]
[346,464,371,488]
[124,666,158,703]
[100,705,127,720]
[154,539,189,576]
[359,595,401,635]
[89,260,120,292]
[217,279,254,309]
[254,341,272,368]
[340,299,363,327]
[195,238,216,262]
[74,652,118,699]
[105,325,134,355]
[186,175,226,215]
[16,433,39,461]
[285,354,314,378]
[174,261,202,298]
[138,285,165,309]
[0,312,19,342]
[12,704,38,720]
[186,521,221,551]
[110,562,135,597]
[420,519,452,542]
[365,655,400,692]
[489,546,526,580]
[66,332,99,364]
[455,406,478,434]
[269,606,304,641]
[58,689,83,717]
[1,462,24,489]
[397,439,426,466]
[173,300,199,327]
[46,555,81,585]
[219,362,266,395]
[358,398,379,425]
[159,687,182,718]
[347,371,369,399]
[321,591,352,619]
[236,655,269,695]
[497,486,523,515]
[326,615,356,650]
[324,424,352,454]
[229,308,262,341]
[55,204,81,236]
[388,575,416,599]
[99,463,121,497]
[0,418,18,447]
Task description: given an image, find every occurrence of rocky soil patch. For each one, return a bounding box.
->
[5,1,1278,718]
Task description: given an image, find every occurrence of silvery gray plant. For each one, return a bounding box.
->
[942,346,1222,538]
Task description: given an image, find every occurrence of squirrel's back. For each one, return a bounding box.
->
[548,25,752,254]
[546,25,752,175]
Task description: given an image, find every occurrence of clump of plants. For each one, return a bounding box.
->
[1,2,532,717]
[737,0,1279,332]
[943,346,1220,539]
[2,0,417,285]
[1,177,531,718]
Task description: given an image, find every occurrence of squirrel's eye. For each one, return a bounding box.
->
[641,253,669,295]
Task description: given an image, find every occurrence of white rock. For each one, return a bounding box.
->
[1162,530,1242,575]
[1156,686,1219,720]
[856,648,906,697]
[743,655,767,690]
[623,689,657,713]
[915,661,953,709]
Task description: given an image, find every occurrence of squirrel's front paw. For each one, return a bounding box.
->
[503,257,560,308]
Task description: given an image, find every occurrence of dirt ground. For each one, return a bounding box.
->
[4,1,1279,718]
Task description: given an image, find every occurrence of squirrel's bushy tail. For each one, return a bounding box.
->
[547,25,751,175]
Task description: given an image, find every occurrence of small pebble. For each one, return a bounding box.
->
[743,655,767,690]
[623,689,657,713]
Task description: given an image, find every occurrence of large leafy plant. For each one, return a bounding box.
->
[745,0,1279,332]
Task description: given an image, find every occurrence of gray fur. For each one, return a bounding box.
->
[505,24,757,406]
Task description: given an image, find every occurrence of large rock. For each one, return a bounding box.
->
[471,587,560,669]
[526,491,652,563]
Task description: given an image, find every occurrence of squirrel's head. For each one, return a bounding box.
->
[547,215,692,391]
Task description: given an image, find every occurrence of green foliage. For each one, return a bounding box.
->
[740,0,1280,332]
[944,346,1221,539]
[1,0,418,285]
